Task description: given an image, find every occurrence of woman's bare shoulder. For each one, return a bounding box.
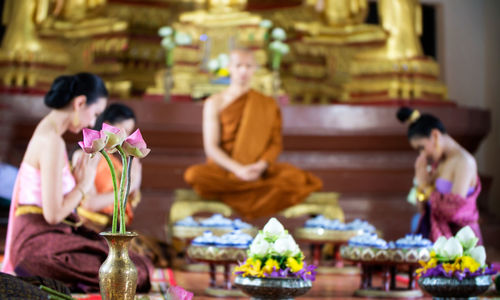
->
[23,131,65,167]
[450,148,477,173]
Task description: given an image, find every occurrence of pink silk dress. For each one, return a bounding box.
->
[2,162,75,274]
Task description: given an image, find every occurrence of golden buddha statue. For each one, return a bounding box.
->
[287,0,385,103]
[33,0,131,96]
[323,0,368,27]
[358,0,423,60]
[380,0,423,59]
[39,0,126,37]
[287,0,446,103]
[343,0,447,102]
[0,0,68,89]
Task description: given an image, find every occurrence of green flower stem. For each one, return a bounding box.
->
[125,156,133,209]
[271,52,282,70]
[117,145,128,234]
[166,49,174,67]
[40,285,76,300]
[100,150,119,233]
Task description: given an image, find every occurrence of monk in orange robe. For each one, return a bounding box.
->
[184,50,322,219]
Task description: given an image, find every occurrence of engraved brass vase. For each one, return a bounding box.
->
[99,232,138,300]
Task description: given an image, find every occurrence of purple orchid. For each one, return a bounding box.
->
[270,267,290,278]
[78,128,108,154]
[294,262,317,281]
[420,264,498,280]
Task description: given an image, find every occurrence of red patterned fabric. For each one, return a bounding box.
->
[429,180,482,243]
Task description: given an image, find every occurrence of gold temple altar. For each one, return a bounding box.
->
[0,0,448,102]
[145,0,277,99]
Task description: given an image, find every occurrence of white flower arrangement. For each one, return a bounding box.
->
[417,226,496,280]
[259,19,273,29]
[158,26,192,67]
[207,53,231,77]
[271,28,287,41]
[235,218,317,280]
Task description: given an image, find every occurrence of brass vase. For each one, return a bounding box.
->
[99,232,138,300]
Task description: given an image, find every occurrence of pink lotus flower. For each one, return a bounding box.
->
[122,129,151,158]
[78,128,108,154]
[101,123,127,150]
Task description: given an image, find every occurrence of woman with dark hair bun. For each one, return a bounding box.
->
[44,73,108,110]
[2,74,152,292]
[397,107,482,243]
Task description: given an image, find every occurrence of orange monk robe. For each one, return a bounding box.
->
[184,90,323,219]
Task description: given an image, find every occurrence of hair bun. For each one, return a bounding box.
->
[44,75,77,109]
[396,106,415,124]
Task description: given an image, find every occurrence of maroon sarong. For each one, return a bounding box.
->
[9,213,152,293]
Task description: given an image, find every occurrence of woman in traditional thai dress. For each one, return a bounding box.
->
[397,107,482,243]
[2,73,152,292]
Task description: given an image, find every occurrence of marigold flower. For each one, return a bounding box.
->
[286,257,304,273]
[262,258,280,275]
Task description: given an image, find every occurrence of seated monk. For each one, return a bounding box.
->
[184,49,323,219]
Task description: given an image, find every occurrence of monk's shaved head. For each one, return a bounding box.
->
[228,48,257,87]
[229,48,256,65]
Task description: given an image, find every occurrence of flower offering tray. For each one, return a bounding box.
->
[173,225,257,240]
[295,228,364,275]
[186,244,247,297]
[341,245,432,264]
[341,245,430,298]
[187,245,247,263]
[418,275,492,299]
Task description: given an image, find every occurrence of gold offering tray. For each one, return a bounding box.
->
[294,227,364,243]
[340,245,431,264]
[187,245,247,263]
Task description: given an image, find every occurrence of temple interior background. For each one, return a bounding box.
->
[0,0,499,298]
